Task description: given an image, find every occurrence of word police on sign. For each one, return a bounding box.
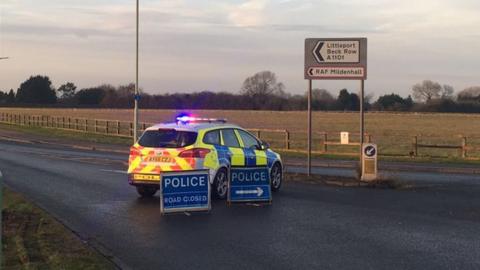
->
[160,170,210,214]
[305,38,367,80]
[228,167,271,203]
[361,143,378,182]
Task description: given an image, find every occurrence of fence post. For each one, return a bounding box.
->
[84,119,88,132]
[323,133,328,153]
[142,123,146,131]
[285,130,290,149]
[412,136,418,157]
[106,121,109,134]
[117,121,121,135]
[130,123,134,137]
[462,136,467,158]
[94,120,98,133]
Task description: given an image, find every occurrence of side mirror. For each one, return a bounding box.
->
[258,141,270,150]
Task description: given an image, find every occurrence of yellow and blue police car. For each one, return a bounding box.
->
[128,115,283,198]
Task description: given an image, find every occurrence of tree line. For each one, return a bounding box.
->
[1,72,480,113]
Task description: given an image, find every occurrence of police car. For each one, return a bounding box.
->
[128,115,283,198]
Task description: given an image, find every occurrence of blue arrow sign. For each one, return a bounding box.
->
[364,145,376,158]
[228,167,271,203]
[160,170,210,214]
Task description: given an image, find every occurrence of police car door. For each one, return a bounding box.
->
[236,129,268,167]
[220,129,245,167]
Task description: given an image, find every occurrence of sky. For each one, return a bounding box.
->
[1,0,480,98]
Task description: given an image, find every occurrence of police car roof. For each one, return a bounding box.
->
[146,122,241,132]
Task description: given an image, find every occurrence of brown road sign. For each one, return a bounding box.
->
[305,38,367,80]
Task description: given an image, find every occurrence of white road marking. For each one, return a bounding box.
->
[100,169,127,174]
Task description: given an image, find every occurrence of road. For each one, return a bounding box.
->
[1,140,480,269]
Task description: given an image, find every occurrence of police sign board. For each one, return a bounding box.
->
[305,38,367,80]
[228,167,271,203]
[160,170,210,214]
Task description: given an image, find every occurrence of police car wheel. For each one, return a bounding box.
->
[271,163,282,191]
[213,168,228,199]
[136,185,157,197]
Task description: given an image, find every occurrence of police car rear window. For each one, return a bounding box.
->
[138,129,197,148]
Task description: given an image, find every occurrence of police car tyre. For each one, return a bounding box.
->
[136,185,158,197]
[213,168,228,199]
[271,163,282,191]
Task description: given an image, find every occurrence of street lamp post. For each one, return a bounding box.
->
[133,0,139,142]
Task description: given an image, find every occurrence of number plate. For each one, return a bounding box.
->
[144,156,173,163]
[133,174,161,181]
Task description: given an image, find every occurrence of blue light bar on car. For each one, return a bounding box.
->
[175,115,227,124]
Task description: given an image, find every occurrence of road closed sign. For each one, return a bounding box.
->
[160,170,210,214]
[228,167,271,203]
[305,38,367,80]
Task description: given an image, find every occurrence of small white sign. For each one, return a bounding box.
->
[340,132,349,145]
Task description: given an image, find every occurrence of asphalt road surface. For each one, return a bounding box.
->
[1,140,480,270]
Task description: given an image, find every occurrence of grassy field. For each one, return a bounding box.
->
[2,108,480,158]
[2,187,115,269]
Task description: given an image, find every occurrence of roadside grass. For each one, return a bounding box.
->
[1,121,479,166]
[2,108,480,159]
[2,187,116,270]
[0,123,131,146]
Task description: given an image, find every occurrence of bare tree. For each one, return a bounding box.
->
[441,84,454,99]
[241,71,285,98]
[412,80,442,102]
[458,86,480,101]
[310,88,334,101]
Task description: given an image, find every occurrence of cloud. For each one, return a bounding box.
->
[228,0,269,27]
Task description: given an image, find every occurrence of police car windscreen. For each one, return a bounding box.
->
[138,129,197,148]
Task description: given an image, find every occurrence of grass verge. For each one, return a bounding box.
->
[2,187,116,270]
[0,123,131,146]
[1,122,479,166]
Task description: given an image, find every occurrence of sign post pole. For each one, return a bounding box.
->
[305,38,367,180]
[307,79,312,176]
[360,79,365,178]
[133,0,140,143]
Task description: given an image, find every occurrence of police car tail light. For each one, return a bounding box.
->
[130,146,141,157]
[178,148,210,158]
